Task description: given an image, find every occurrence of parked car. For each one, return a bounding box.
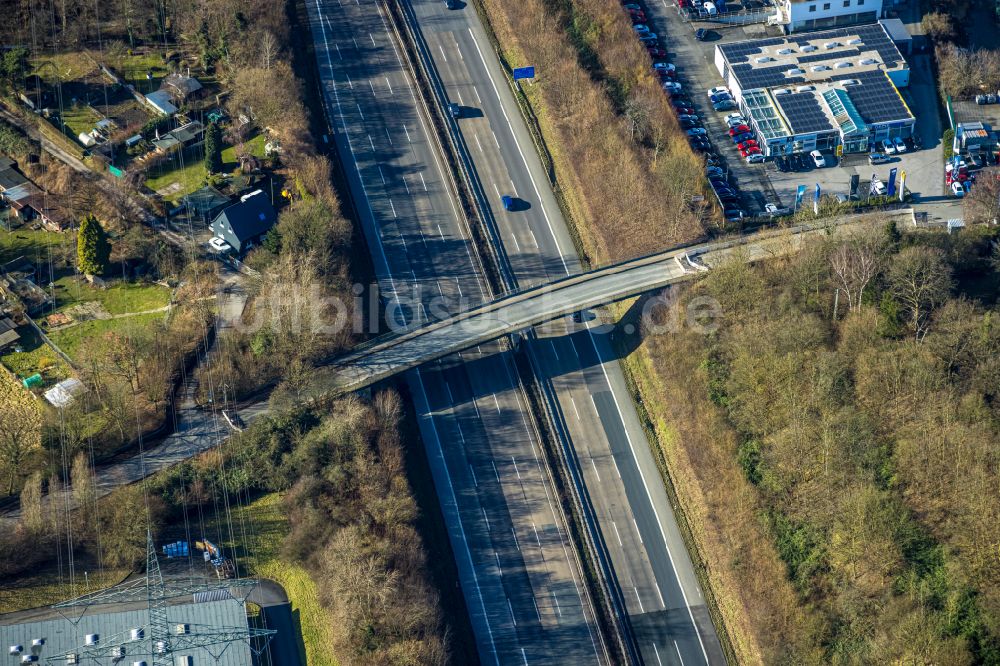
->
[732,132,753,144]
[728,124,751,136]
[673,105,696,115]
[678,114,700,123]
[680,119,700,129]
[633,23,651,34]
[502,194,515,210]
[706,166,724,177]
[209,236,232,253]
[695,28,708,41]
[724,113,745,126]
[647,46,668,58]
[810,150,826,168]
[623,2,642,9]
[628,8,647,21]
[704,0,718,14]
[710,92,733,104]
[738,139,759,150]
[871,178,887,196]
[445,0,460,8]
[654,62,677,74]
[724,208,745,222]
[745,153,765,164]
[774,156,790,171]
[663,81,683,92]
[713,99,736,111]
[638,32,659,44]
[448,103,462,118]
[951,180,966,197]
[707,86,729,98]
[893,137,907,153]
[882,140,897,155]
[869,152,891,165]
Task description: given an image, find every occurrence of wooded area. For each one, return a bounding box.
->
[635,219,1000,663]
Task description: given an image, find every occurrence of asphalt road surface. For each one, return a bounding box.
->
[405,0,727,662]
[304,1,609,663]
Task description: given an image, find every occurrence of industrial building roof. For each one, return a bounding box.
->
[718,23,906,91]
[741,89,791,140]
[0,599,253,666]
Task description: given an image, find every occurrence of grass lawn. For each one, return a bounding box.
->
[51,276,171,316]
[209,494,336,666]
[60,103,104,143]
[144,154,207,202]
[0,567,129,614]
[31,52,97,84]
[0,324,71,381]
[0,228,70,267]
[47,311,165,362]
[114,52,172,93]
[221,133,267,171]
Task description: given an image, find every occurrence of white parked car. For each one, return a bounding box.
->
[209,236,232,253]
[882,140,897,155]
[704,1,718,14]
[951,180,966,197]
[745,153,765,164]
[663,81,683,93]
[707,86,729,98]
[893,137,907,153]
[871,179,887,196]
[724,113,745,126]
[810,150,826,168]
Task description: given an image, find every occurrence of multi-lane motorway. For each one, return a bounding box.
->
[305,1,609,664]
[405,1,725,665]
[306,0,725,661]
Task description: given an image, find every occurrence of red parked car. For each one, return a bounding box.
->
[647,46,667,58]
[728,124,751,137]
[628,9,647,21]
[740,146,762,157]
[737,140,758,150]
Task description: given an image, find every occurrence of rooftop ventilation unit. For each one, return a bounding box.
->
[848,38,863,45]
[65,656,78,665]
[130,629,144,641]
[801,45,818,52]
[796,85,814,92]
[174,624,190,636]
[777,48,794,55]
[811,65,830,72]
[20,656,37,664]
[9,646,22,656]
[785,68,805,76]
[755,56,773,63]
[84,635,98,646]
[773,88,791,95]
[824,41,841,49]
[842,79,861,85]
[835,61,853,68]
[110,647,125,658]
[859,58,879,65]
[30,640,43,648]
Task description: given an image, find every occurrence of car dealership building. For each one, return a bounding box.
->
[714,22,914,158]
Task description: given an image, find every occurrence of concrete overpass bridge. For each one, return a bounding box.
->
[299,222,833,399]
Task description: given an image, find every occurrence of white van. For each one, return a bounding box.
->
[704,1,718,15]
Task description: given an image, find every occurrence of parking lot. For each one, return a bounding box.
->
[631,0,948,217]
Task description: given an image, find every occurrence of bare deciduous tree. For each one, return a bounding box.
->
[828,223,890,313]
[888,246,953,339]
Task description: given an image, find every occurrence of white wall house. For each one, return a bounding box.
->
[772,0,883,32]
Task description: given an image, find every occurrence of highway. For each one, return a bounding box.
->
[303,1,609,664]
[400,0,727,662]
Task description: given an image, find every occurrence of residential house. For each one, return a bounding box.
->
[0,157,72,231]
[185,185,231,223]
[0,316,19,352]
[209,190,277,253]
[145,90,178,116]
[162,72,203,103]
[152,121,205,153]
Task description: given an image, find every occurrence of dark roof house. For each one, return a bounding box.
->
[0,316,19,351]
[162,72,203,101]
[209,190,277,253]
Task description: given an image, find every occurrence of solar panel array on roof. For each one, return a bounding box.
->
[730,63,808,91]
[797,49,860,64]
[774,92,835,134]
[833,70,910,125]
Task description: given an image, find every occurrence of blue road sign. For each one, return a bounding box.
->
[512,66,535,80]
[887,167,898,197]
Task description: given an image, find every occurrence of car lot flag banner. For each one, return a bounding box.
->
[887,168,898,197]
[813,183,821,215]
[869,173,880,196]
[899,171,906,201]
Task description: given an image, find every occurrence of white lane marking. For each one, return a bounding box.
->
[592,458,602,483]
[475,134,484,153]
[455,277,463,298]
[656,582,665,608]
[437,224,445,240]
[511,527,520,551]
[473,84,482,104]
[583,327,712,664]
[469,29,570,274]
[511,456,522,481]
[419,172,427,191]
[357,103,365,120]
[550,340,560,361]
[492,182,501,198]
[532,521,542,550]
[492,460,500,482]
[482,507,490,530]
[345,73,353,89]
[521,647,529,665]
[552,592,562,617]
[402,177,410,194]
[443,381,454,404]
[508,598,517,626]
[470,464,478,486]
[385,127,393,145]
[369,79,376,95]
[634,587,645,613]
[403,124,411,142]
[384,76,393,94]
[439,44,448,62]
[653,643,663,666]
[612,520,623,547]
[569,397,580,419]
[388,198,397,218]
[674,641,686,666]
[437,280,445,298]
[377,165,386,185]
[510,179,517,195]
[492,130,500,148]
[334,43,342,59]
[492,393,501,415]
[352,36,358,49]
[531,598,541,622]
[367,134,376,151]
[456,90,464,106]
[527,228,538,248]
[496,552,503,577]
[613,457,622,479]
[370,32,377,47]
[634,518,643,544]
